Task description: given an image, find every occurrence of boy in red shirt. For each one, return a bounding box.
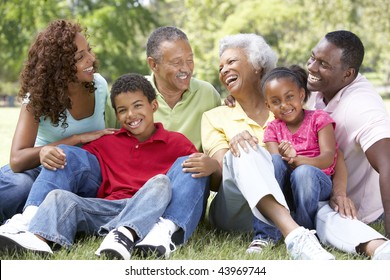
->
[0,73,208,260]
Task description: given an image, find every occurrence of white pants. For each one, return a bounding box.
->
[209,147,289,232]
[316,201,385,253]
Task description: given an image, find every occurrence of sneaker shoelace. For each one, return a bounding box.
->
[246,239,269,254]
[113,230,134,252]
[249,239,269,248]
[294,229,325,256]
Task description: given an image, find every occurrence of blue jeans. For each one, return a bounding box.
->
[25,145,101,208]
[0,144,101,223]
[0,164,41,222]
[253,154,332,242]
[27,146,209,246]
[164,156,210,245]
[29,174,172,248]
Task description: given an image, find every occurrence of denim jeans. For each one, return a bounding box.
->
[29,174,172,248]
[0,164,41,222]
[25,147,209,246]
[164,156,210,245]
[25,144,101,208]
[253,154,332,242]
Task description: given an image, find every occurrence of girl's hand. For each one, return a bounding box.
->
[39,146,66,171]
[279,140,297,166]
[278,140,297,158]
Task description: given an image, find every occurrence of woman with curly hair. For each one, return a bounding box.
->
[0,19,117,229]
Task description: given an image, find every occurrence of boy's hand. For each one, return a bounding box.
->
[182,153,217,178]
[39,146,66,171]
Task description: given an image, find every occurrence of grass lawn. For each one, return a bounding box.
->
[0,103,388,260]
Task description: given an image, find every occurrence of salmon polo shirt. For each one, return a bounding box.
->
[82,122,197,200]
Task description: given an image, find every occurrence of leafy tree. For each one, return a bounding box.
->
[160,0,390,91]
[1,0,389,97]
[0,0,66,82]
[0,0,161,92]
[70,0,160,81]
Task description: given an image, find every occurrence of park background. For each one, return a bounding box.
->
[0,0,389,260]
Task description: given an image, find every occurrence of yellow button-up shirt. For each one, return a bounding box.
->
[201,102,273,157]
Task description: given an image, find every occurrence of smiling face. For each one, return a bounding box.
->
[115,90,158,142]
[148,39,194,94]
[306,38,353,103]
[219,47,259,97]
[74,32,96,83]
[265,77,305,126]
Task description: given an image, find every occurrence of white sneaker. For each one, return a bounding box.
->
[135,218,176,258]
[372,240,390,260]
[0,231,53,255]
[285,227,335,260]
[0,214,29,234]
[0,206,37,234]
[246,239,269,254]
[95,226,135,260]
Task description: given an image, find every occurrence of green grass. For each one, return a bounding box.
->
[1,218,384,260]
[0,105,388,260]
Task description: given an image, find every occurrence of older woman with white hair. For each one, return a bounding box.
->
[200,33,334,260]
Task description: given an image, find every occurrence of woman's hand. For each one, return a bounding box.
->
[78,128,118,144]
[229,130,259,157]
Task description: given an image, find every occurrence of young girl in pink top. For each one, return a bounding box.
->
[262,65,338,229]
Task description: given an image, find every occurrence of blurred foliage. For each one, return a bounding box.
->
[171,0,390,91]
[0,0,389,95]
[0,0,160,88]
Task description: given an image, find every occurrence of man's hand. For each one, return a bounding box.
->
[329,193,357,219]
[224,95,236,107]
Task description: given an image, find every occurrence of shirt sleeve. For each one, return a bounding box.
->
[263,120,279,143]
[343,94,390,152]
[201,111,229,157]
[313,110,336,131]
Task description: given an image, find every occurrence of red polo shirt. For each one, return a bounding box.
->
[82,123,197,200]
